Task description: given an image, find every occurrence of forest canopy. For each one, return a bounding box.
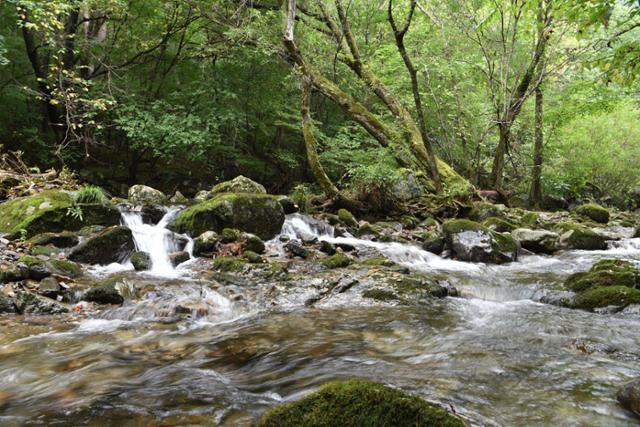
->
[0,0,640,208]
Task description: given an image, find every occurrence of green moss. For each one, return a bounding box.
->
[565,260,640,292]
[442,219,485,235]
[170,193,285,240]
[556,221,606,250]
[492,232,519,253]
[321,252,352,269]
[213,256,246,272]
[483,217,517,232]
[522,212,540,228]
[337,208,357,227]
[362,289,399,302]
[468,202,505,222]
[48,259,82,277]
[74,186,108,204]
[27,231,78,248]
[30,245,62,256]
[221,228,241,243]
[360,256,393,266]
[243,250,263,264]
[574,286,640,310]
[0,190,119,239]
[575,203,610,224]
[257,379,466,427]
[18,255,44,267]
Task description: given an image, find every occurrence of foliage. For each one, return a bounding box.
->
[74,185,108,204]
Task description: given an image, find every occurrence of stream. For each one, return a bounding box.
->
[1,213,639,426]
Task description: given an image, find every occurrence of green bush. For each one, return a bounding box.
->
[74,186,108,205]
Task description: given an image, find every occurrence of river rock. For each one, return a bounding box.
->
[169,191,189,205]
[556,222,607,250]
[47,259,82,278]
[617,378,640,417]
[69,226,135,265]
[468,202,507,222]
[0,293,16,313]
[240,233,265,254]
[512,228,559,254]
[18,256,52,280]
[193,231,220,256]
[169,251,190,267]
[38,277,61,296]
[337,209,357,227]
[27,231,79,248]
[15,291,69,314]
[0,190,120,239]
[128,185,167,205]
[256,380,466,427]
[574,203,610,224]
[421,232,445,255]
[276,195,297,214]
[131,251,151,271]
[211,175,266,194]
[443,219,518,264]
[170,193,285,240]
[83,277,125,304]
[284,240,309,259]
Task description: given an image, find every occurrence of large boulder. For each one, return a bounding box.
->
[618,378,640,418]
[27,231,79,248]
[170,193,285,240]
[131,251,151,271]
[574,203,610,224]
[467,202,507,222]
[563,260,640,311]
[556,222,607,250]
[15,291,69,315]
[0,293,16,313]
[69,226,135,265]
[211,175,266,195]
[512,228,559,254]
[257,380,466,427]
[83,276,126,305]
[128,185,167,205]
[442,219,518,264]
[0,190,120,239]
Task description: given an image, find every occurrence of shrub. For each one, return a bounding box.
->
[74,185,108,205]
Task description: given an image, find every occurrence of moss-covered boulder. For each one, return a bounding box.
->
[193,231,220,256]
[48,259,82,278]
[69,226,135,265]
[574,203,610,224]
[467,202,506,222]
[562,259,640,311]
[617,378,640,418]
[556,222,607,250]
[15,291,69,314]
[211,175,266,194]
[442,219,518,264]
[512,228,559,254]
[213,256,246,272]
[170,193,285,240]
[421,232,445,255]
[338,209,358,227]
[321,252,352,269]
[83,276,126,304]
[257,380,466,427]
[27,231,79,248]
[0,190,120,239]
[128,185,167,205]
[483,217,517,233]
[0,293,16,314]
[131,251,151,271]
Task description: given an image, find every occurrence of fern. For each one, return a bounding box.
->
[74,185,108,204]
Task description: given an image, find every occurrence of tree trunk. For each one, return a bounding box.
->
[490,123,511,191]
[529,85,543,208]
[300,77,340,198]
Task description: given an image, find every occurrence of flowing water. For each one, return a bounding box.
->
[1,214,640,426]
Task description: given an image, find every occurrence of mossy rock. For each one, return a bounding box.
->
[170,193,285,240]
[483,217,517,232]
[321,252,352,269]
[15,291,69,314]
[360,256,394,267]
[574,203,610,224]
[338,209,358,227]
[573,286,640,311]
[421,232,445,255]
[47,259,82,278]
[68,226,135,265]
[442,219,517,264]
[467,202,506,222]
[520,212,540,228]
[27,231,79,248]
[565,260,640,292]
[128,185,167,205]
[511,228,559,254]
[211,175,266,194]
[556,222,607,251]
[83,276,125,305]
[0,190,120,239]
[362,289,399,302]
[131,251,151,271]
[221,228,241,243]
[243,250,263,264]
[30,245,62,256]
[257,379,466,427]
[213,256,246,272]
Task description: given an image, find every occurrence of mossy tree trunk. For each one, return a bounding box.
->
[284,0,470,198]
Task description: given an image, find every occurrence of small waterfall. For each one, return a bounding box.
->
[280,213,477,273]
[120,206,194,277]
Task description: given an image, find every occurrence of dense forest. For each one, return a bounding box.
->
[3,1,640,426]
[0,0,639,207]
